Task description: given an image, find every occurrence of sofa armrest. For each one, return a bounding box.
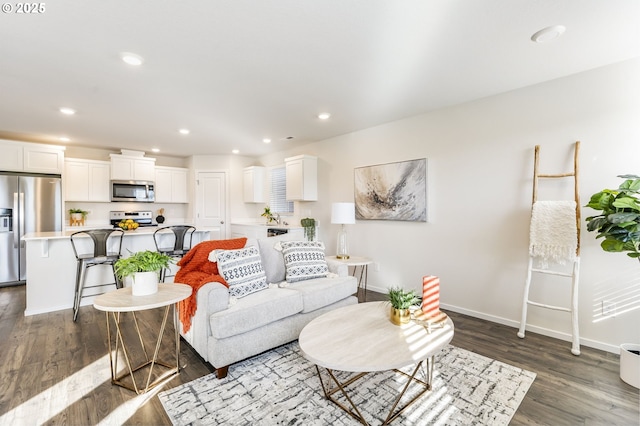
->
[326,258,349,277]
[181,281,229,361]
[204,281,231,313]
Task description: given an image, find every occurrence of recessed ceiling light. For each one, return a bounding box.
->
[232,149,239,154]
[263,138,271,144]
[59,107,76,115]
[531,25,566,43]
[121,52,144,66]
[59,136,71,142]
[318,112,331,120]
[151,148,160,153]
[179,128,190,135]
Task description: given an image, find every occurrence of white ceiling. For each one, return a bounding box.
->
[1,0,639,158]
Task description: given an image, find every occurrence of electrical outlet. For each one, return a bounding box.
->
[372,263,380,272]
[602,301,617,317]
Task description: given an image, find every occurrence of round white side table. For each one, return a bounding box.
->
[93,283,192,394]
[325,255,372,301]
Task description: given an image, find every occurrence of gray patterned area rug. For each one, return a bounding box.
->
[159,342,535,425]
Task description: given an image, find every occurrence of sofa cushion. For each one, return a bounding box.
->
[280,241,329,283]
[288,275,358,313]
[257,238,286,283]
[215,246,268,298]
[209,287,303,339]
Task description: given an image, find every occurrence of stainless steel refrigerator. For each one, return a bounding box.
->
[0,173,63,286]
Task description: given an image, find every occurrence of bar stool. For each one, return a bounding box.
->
[70,228,124,321]
[153,225,196,282]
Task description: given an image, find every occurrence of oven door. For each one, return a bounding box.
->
[111,181,155,202]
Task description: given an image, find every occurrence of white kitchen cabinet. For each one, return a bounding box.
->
[155,166,189,203]
[285,155,317,201]
[110,154,156,181]
[0,140,25,172]
[24,145,65,174]
[243,166,266,203]
[0,139,64,174]
[64,159,111,202]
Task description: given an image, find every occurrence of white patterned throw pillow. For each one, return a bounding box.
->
[215,246,268,298]
[280,241,329,283]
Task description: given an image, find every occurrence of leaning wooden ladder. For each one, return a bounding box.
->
[517,141,582,355]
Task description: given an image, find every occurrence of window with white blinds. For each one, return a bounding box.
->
[270,166,294,214]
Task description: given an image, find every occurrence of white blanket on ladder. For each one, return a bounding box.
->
[529,200,578,266]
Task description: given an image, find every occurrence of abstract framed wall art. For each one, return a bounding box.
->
[354,158,427,222]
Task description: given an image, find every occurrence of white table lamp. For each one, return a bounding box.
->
[331,202,355,259]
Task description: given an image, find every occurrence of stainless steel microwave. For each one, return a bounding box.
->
[111,180,155,203]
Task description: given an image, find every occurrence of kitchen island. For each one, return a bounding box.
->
[21,227,209,316]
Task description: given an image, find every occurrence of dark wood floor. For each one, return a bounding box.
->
[0,285,638,425]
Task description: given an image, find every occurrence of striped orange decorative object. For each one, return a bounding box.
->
[419,275,447,323]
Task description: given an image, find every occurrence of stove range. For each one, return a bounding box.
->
[109,211,157,228]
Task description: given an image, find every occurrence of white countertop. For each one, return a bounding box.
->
[231,221,303,230]
[23,226,206,241]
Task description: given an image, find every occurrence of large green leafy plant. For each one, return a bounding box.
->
[585,174,640,260]
[114,250,173,280]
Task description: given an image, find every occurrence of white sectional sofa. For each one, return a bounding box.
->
[180,235,358,378]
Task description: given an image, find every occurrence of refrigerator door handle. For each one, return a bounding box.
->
[19,192,25,248]
[13,192,19,248]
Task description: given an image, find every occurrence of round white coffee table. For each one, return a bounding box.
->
[93,283,192,394]
[299,301,454,425]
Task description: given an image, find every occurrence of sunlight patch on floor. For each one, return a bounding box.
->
[0,353,174,424]
[0,355,110,424]
[98,376,173,425]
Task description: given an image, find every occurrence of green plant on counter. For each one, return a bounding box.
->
[300,217,316,241]
[114,250,173,280]
[261,206,276,224]
[68,208,88,218]
[387,287,420,309]
[586,174,640,260]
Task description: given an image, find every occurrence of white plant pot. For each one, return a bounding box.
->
[131,271,159,296]
[620,343,640,389]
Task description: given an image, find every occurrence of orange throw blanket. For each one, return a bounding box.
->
[175,238,247,333]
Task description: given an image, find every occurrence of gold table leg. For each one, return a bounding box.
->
[104,303,181,394]
[314,356,433,425]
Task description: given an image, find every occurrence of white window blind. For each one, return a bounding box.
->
[270,166,294,214]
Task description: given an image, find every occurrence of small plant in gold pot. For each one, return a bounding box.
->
[387,287,420,325]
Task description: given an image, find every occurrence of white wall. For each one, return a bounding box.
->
[187,154,265,234]
[258,58,640,353]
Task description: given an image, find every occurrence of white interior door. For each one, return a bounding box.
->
[195,171,226,240]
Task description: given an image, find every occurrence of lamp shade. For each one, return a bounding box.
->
[331,202,355,224]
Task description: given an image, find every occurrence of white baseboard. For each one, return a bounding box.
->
[366,284,619,354]
[440,303,619,354]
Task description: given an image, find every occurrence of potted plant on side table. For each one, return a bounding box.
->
[586,173,640,389]
[114,250,173,296]
[387,287,420,325]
